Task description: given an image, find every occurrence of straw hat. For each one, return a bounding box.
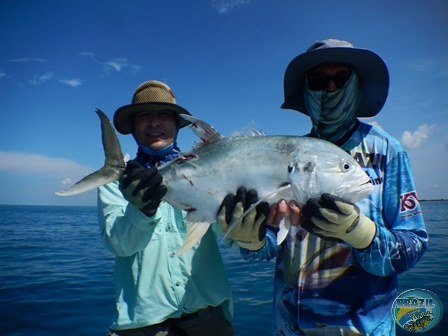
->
[113,80,192,134]
[281,39,389,117]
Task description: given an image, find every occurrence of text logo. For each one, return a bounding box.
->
[400,191,419,212]
[392,288,444,333]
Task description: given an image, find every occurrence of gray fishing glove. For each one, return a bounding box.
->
[119,160,167,216]
[302,193,376,249]
[217,187,270,251]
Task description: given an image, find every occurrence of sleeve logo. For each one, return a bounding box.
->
[400,191,419,212]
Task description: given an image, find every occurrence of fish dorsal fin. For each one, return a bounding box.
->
[174,221,211,256]
[221,184,292,243]
[179,114,223,147]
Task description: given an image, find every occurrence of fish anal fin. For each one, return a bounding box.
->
[174,222,211,256]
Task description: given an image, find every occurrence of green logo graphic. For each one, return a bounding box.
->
[392,288,444,333]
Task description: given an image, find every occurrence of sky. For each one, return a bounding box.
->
[0,0,447,206]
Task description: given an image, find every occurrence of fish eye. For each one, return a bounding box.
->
[340,160,352,172]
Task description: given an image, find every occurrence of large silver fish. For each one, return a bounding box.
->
[56,109,373,255]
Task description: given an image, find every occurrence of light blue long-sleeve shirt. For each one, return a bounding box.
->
[98,181,233,331]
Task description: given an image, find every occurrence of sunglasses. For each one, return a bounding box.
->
[306,71,352,91]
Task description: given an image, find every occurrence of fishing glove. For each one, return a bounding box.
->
[217,187,270,251]
[302,193,376,249]
[119,160,167,216]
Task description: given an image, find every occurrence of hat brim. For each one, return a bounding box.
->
[281,47,389,117]
[113,102,192,134]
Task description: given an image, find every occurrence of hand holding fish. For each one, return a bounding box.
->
[302,193,376,249]
[217,187,270,251]
[119,160,167,216]
[266,199,302,227]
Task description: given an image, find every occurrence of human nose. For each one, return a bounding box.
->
[146,114,162,126]
[325,79,339,92]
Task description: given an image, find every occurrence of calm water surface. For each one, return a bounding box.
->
[0,202,446,335]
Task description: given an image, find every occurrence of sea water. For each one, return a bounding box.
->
[0,202,446,335]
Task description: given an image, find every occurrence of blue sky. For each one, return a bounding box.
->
[1,0,447,206]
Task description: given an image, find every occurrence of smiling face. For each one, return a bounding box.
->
[132,110,178,150]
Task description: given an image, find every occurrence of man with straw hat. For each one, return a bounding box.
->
[98,80,234,336]
[233,39,428,335]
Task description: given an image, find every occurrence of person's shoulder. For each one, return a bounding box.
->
[358,121,403,149]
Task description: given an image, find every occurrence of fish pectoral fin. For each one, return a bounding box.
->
[277,217,290,245]
[174,222,211,256]
[55,166,121,196]
[179,114,224,145]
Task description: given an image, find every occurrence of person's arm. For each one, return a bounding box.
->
[240,226,279,261]
[354,151,428,276]
[97,181,162,257]
[97,160,167,257]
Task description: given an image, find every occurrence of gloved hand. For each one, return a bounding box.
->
[217,187,270,251]
[301,193,376,249]
[119,160,167,216]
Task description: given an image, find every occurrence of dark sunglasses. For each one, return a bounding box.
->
[306,71,352,91]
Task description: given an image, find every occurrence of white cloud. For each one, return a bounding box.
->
[80,52,141,75]
[367,120,383,130]
[0,69,5,79]
[401,123,436,150]
[60,177,73,187]
[59,78,83,87]
[9,57,47,63]
[407,60,435,72]
[103,58,141,75]
[28,72,53,85]
[211,0,251,13]
[0,151,92,185]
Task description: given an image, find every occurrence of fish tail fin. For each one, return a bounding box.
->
[174,222,211,256]
[55,109,125,196]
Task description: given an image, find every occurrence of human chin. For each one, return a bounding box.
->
[146,138,172,150]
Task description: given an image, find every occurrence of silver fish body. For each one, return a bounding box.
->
[56,110,373,255]
[161,135,371,220]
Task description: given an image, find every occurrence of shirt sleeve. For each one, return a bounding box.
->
[240,226,279,261]
[97,181,162,257]
[354,150,428,276]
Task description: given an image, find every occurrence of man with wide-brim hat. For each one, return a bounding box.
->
[282,38,389,119]
[98,80,235,336]
[113,80,192,135]
[237,39,427,336]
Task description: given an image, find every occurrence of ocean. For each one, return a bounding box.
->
[0,201,446,335]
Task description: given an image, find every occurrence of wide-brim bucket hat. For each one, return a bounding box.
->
[114,80,192,134]
[281,39,389,117]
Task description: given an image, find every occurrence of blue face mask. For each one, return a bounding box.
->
[304,71,360,143]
